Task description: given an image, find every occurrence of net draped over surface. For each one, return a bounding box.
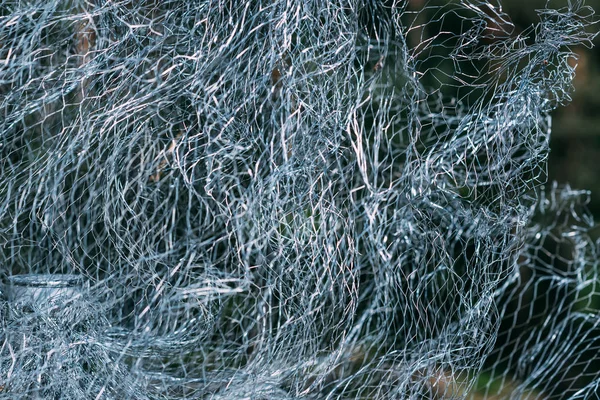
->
[0,0,598,398]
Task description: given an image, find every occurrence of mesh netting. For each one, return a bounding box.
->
[0,0,598,398]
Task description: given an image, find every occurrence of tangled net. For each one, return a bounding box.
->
[0,0,598,398]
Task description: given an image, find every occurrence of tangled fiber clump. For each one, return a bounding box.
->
[0,0,599,398]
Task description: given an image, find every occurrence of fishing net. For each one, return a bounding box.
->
[0,0,598,398]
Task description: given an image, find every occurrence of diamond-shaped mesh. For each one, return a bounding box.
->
[0,1,598,398]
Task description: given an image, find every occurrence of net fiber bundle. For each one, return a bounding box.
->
[0,0,598,398]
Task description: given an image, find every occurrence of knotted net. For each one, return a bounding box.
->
[0,0,598,398]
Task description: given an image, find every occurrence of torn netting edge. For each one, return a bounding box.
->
[0,0,598,398]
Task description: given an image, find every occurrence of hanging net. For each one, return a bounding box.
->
[0,0,598,398]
